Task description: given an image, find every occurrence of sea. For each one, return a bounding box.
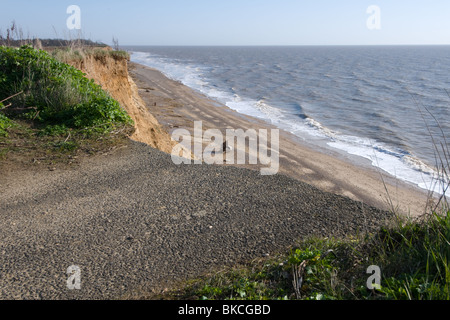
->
[124,46,450,193]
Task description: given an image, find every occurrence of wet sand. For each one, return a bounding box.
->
[129,62,431,217]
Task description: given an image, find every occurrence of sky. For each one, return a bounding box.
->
[1,0,450,46]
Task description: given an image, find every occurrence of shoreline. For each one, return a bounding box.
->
[0,50,435,299]
[128,61,431,217]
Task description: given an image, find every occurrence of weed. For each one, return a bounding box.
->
[157,211,449,301]
[0,113,14,136]
[0,45,133,131]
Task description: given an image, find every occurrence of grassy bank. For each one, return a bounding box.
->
[156,210,449,300]
[49,45,130,65]
[0,45,133,164]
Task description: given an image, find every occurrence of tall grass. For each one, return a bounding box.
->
[50,47,130,65]
[0,20,128,64]
[372,212,450,299]
[372,95,450,300]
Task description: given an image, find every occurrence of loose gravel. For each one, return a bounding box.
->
[0,140,391,299]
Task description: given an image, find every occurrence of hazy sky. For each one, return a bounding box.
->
[1,0,450,46]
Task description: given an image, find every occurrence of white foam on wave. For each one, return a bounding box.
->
[131,51,447,194]
[131,51,208,92]
[327,137,446,194]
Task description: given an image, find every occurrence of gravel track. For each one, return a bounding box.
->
[0,140,391,299]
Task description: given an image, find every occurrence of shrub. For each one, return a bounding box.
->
[38,124,70,136]
[0,113,14,136]
[0,45,132,130]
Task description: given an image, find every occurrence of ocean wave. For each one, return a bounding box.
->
[304,117,339,139]
[327,136,444,194]
[130,49,447,194]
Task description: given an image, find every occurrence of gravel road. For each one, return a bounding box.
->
[0,140,391,299]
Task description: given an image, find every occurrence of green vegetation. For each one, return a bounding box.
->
[1,31,448,301]
[376,212,450,299]
[0,45,132,130]
[160,211,449,300]
[0,45,133,163]
[0,112,15,136]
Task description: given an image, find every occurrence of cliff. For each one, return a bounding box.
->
[67,52,175,154]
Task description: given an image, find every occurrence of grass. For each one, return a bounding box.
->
[0,45,133,129]
[50,46,130,65]
[155,211,449,301]
[376,212,450,299]
[0,24,133,162]
[0,113,15,137]
[0,117,132,166]
[0,45,134,165]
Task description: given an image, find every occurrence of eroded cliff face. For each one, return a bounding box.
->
[68,53,174,154]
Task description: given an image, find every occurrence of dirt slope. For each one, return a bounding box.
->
[68,53,175,154]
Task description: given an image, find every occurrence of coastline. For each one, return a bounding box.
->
[0,50,435,299]
[129,61,430,217]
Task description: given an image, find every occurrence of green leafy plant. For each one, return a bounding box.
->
[38,124,70,136]
[0,113,14,136]
[0,45,133,131]
[157,212,449,301]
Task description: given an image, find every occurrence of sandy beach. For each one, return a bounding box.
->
[129,62,431,217]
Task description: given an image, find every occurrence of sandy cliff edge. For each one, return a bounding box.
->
[62,53,430,217]
[67,53,175,154]
[129,62,431,217]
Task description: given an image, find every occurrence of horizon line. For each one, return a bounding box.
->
[120,43,450,47]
